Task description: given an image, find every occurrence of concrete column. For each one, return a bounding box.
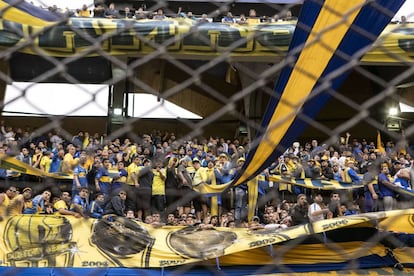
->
[107,66,128,134]
[0,59,10,118]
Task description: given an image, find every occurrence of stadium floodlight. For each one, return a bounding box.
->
[113,108,122,116]
[388,107,398,116]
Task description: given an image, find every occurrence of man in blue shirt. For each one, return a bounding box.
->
[72,187,90,217]
[89,192,105,219]
[95,158,112,198]
[72,154,88,196]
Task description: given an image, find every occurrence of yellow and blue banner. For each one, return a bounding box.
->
[234,0,406,186]
[0,209,413,270]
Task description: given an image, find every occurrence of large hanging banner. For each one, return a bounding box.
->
[232,0,406,187]
[0,209,413,268]
[0,0,411,63]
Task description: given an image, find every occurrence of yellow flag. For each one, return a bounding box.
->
[377,131,385,154]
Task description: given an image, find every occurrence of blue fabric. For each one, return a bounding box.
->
[378,173,395,197]
[0,253,400,275]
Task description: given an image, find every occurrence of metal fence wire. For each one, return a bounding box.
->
[1,0,414,275]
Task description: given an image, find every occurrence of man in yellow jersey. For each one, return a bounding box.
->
[7,187,33,216]
[151,161,166,216]
[53,191,82,218]
[343,158,362,203]
[0,186,18,220]
[61,144,77,173]
[40,151,53,173]
[125,155,142,212]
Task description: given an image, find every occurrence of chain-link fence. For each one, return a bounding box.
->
[0,0,414,275]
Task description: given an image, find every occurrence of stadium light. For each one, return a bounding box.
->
[113,108,122,116]
[388,107,398,116]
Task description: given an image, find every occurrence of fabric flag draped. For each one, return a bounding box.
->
[233,0,406,187]
[0,0,61,26]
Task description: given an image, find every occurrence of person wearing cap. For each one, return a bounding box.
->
[201,152,215,168]
[304,158,321,179]
[237,157,245,163]
[308,192,330,222]
[215,153,228,172]
[248,215,263,230]
[390,160,402,176]
[343,157,363,203]
[343,158,362,183]
[320,157,334,180]
[22,187,35,214]
[236,146,246,160]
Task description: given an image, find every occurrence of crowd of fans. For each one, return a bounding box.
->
[0,121,413,230]
[35,1,411,25]
[34,1,297,24]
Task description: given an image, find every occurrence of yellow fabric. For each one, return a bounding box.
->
[40,155,51,173]
[126,163,141,185]
[208,168,218,216]
[78,10,91,17]
[247,177,258,222]
[0,1,56,27]
[5,194,22,216]
[235,0,365,185]
[0,210,409,268]
[84,156,94,171]
[217,242,387,266]
[344,167,352,182]
[192,167,205,186]
[377,130,386,154]
[247,18,260,25]
[0,194,10,216]
[83,135,90,149]
[53,200,68,211]
[61,153,75,173]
